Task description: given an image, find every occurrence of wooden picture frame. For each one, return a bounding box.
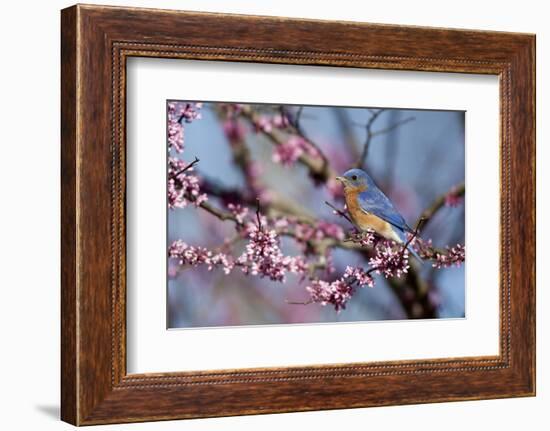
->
[61,4,535,425]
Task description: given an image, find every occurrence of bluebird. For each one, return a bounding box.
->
[336,168,422,261]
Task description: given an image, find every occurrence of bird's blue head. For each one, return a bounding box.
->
[335,168,375,192]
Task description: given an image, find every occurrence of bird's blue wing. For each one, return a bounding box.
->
[357,188,412,233]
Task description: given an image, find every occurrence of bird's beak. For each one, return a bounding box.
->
[335,176,346,184]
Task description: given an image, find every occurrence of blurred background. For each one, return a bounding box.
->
[168,102,465,328]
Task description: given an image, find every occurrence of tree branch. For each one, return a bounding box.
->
[172,156,200,178]
[324,201,354,224]
[354,109,415,169]
[417,182,465,230]
[238,105,336,183]
[356,109,384,169]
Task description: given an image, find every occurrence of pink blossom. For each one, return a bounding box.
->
[167,102,203,153]
[167,119,184,153]
[368,241,410,278]
[432,244,465,268]
[272,136,321,167]
[343,266,375,288]
[317,221,346,240]
[169,240,213,267]
[237,225,306,282]
[178,102,203,123]
[445,187,463,207]
[412,237,433,258]
[169,217,307,282]
[272,113,291,129]
[292,221,345,245]
[243,160,268,200]
[253,115,273,133]
[347,229,377,247]
[272,136,305,166]
[167,158,207,209]
[227,203,249,224]
[273,217,290,230]
[223,119,247,143]
[220,103,244,118]
[168,240,234,274]
[306,279,354,312]
[306,265,375,312]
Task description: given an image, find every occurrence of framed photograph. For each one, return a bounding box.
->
[61,4,535,425]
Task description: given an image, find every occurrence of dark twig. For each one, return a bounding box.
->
[333,108,361,160]
[399,217,425,264]
[255,198,263,232]
[325,201,354,224]
[285,298,313,305]
[355,110,415,170]
[371,116,415,138]
[195,199,237,223]
[172,156,200,178]
[356,109,385,169]
[294,106,304,130]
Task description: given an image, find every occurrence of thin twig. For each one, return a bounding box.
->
[324,201,354,224]
[370,116,415,138]
[255,198,263,232]
[172,156,200,178]
[399,217,425,264]
[356,109,385,169]
[354,110,415,169]
[285,299,313,305]
[196,199,237,222]
[333,108,361,160]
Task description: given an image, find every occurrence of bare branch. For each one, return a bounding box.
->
[255,198,263,232]
[196,199,238,223]
[417,183,465,231]
[356,109,385,169]
[371,116,415,138]
[354,110,415,169]
[285,299,313,306]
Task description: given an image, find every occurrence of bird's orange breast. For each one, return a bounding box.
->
[344,187,398,241]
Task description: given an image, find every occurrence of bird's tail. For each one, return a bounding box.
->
[407,244,423,263]
[396,229,423,263]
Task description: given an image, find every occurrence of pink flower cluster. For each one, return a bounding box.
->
[169,240,234,274]
[306,279,354,312]
[346,229,377,247]
[167,102,203,153]
[292,220,345,244]
[306,266,374,312]
[237,225,307,282]
[223,119,247,144]
[444,186,463,207]
[251,112,290,134]
[368,241,410,278]
[432,244,466,268]
[227,203,249,224]
[169,220,307,283]
[343,265,375,288]
[167,157,207,209]
[272,136,320,167]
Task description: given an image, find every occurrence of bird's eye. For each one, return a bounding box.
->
[351,175,358,181]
